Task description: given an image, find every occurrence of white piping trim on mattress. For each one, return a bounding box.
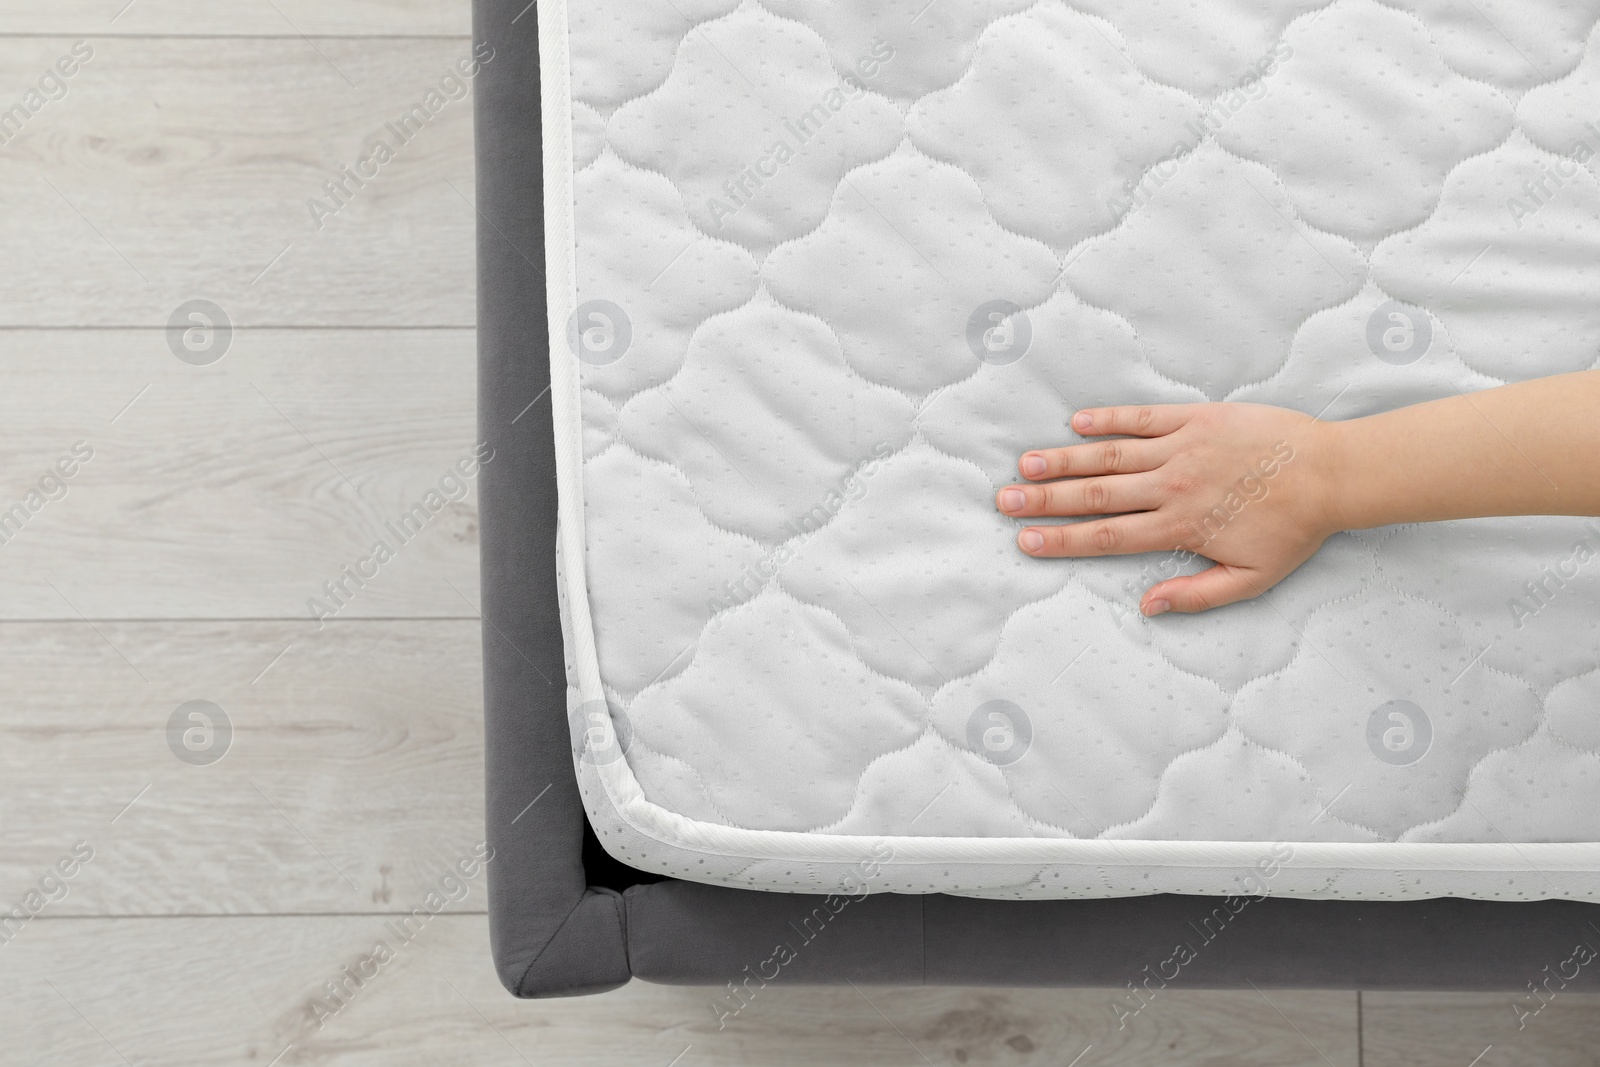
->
[540,0,599,709]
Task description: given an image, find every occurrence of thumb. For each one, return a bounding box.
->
[1142,564,1270,616]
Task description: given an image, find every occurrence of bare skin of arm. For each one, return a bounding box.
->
[994,369,1600,616]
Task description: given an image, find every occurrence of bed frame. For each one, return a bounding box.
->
[474,0,1600,998]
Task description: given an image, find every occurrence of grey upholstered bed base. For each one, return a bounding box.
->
[474,0,1600,999]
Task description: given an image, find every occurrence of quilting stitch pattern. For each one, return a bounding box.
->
[558,0,1600,900]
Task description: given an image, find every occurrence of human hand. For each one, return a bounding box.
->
[994,403,1338,616]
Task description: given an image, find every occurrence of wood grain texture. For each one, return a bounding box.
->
[1362,991,1600,1067]
[0,619,493,914]
[0,35,481,326]
[0,328,485,619]
[0,914,1361,1066]
[0,1,470,37]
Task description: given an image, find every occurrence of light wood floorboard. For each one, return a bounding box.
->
[0,328,482,619]
[0,2,469,36]
[1362,990,1600,1067]
[1,914,1362,1066]
[0,619,489,914]
[0,36,478,327]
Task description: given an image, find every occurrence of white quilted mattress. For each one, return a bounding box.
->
[540,0,1600,900]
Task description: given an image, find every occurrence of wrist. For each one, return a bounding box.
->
[1301,415,1363,536]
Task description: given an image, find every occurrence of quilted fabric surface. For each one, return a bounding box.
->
[546,0,1600,899]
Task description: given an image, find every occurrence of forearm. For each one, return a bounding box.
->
[1318,370,1600,531]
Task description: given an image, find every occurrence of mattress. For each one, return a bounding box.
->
[541,0,1600,901]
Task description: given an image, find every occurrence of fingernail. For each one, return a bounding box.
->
[1019,530,1044,552]
[1020,454,1047,477]
[998,488,1026,512]
[1072,411,1093,431]
[1144,598,1171,617]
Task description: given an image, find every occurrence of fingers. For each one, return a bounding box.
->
[1070,404,1195,438]
[1017,514,1175,558]
[996,476,1160,518]
[1018,436,1173,480]
[1142,564,1270,616]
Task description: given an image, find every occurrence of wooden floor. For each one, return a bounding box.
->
[2,3,1597,1064]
